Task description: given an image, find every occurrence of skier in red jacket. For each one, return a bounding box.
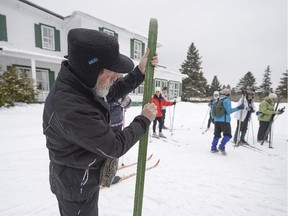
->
[151,87,176,138]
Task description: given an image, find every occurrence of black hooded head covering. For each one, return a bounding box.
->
[67,28,135,88]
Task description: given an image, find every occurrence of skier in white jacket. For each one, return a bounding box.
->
[233,91,256,144]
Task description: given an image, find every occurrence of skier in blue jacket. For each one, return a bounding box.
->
[211,88,244,154]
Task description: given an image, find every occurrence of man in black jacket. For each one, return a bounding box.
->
[43,28,158,216]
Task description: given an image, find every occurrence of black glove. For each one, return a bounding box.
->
[278,107,285,114]
[237,103,244,110]
[173,101,176,105]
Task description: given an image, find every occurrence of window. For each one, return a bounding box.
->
[155,79,168,93]
[169,81,180,98]
[132,82,144,95]
[41,25,54,50]
[99,27,118,39]
[130,39,145,60]
[155,80,161,88]
[0,14,7,41]
[36,69,49,91]
[103,29,114,36]
[15,66,49,91]
[16,67,32,79]
[134,40,142,60]
[34,23,60,51]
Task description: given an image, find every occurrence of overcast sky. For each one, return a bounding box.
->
[29,0,286,89]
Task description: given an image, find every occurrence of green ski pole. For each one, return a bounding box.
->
[133,18,158,216]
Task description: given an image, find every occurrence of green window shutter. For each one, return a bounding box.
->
[48,70,55,90]
[142,42,145,56]
[99,27,104,32]
[0,14,8,41]
[34,23,42,48]
[54,29,60,51]
[130,38,134,59]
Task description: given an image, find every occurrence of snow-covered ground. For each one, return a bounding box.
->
[0,101,287,216]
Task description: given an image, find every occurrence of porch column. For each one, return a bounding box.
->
[30,58,36,81]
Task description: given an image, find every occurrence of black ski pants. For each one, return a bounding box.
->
[257,121,270,141]
[56,190,99,216]
[153,117,163,133]
[161,109,166,127]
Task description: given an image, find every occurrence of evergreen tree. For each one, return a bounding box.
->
[0,66,38,107]
[275,71,287,99]
[259,66,273,96]
[209,75,221,96]
[236,71,257,90]
[180,42,208,100]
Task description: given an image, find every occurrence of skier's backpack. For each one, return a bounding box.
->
[212,98,225,117]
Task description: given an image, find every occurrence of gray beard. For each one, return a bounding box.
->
[94,82,112,98]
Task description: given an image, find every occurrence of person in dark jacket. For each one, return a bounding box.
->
[109,94,132,184]
[207,91,219,129]
[210,88,244,154]
[109,94,132,133]
[42,28,158,216]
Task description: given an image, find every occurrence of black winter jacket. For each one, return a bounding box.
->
[43,61,150,201]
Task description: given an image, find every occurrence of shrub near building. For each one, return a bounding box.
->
[0,66,38,107]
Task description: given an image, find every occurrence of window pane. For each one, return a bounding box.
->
[41,25,55,50]
[36,69,49,91]
[103,29,115,36]
[134,40,142,60]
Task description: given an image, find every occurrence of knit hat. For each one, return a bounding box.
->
[67,28,134,88]
[155,87,161,93]
[268,93,277,100]
[220,88,231,96]
[246,90,254,96]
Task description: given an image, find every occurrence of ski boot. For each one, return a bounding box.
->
[152,132,159,138]
[218,147,227,155]
[112,176,121,184]
[211,149,219,153]
[159,132,167,138]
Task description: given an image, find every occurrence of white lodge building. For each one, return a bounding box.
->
[0,0,187,103]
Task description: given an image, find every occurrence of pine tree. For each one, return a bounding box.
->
[180,42,208,100]
[209,75,221,96]
[0,66,38,107]
[236,71,257,91]
[275,71,287,99]
[259,66,273,96]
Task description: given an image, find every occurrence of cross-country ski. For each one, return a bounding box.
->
[101,159,160,189]
[118,154,153,170]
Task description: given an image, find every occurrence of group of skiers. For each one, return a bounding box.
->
[207,89,284,154]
